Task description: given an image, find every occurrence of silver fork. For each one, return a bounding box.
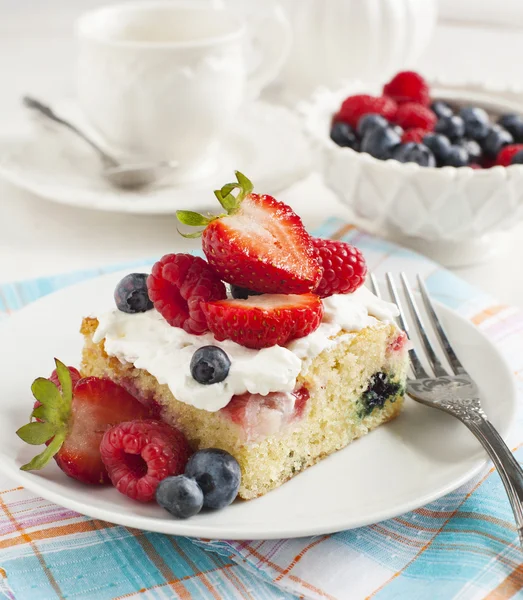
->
[371,272,523,550]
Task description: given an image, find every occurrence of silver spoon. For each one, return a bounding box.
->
[23,96,177,191]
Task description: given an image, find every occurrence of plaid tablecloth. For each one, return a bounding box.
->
[0,218,522,600]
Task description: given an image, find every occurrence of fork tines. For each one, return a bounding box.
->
[370,273,467,379]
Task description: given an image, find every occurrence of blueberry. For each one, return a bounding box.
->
[114,273,153,314]
[498,114,523,143]
[360,372,401,416]
[330,122,359,149]
[190,346,230,385]
[185,449,241,510]
[434,115,465,142]
[422,133,452,164]
[357,113,388,138]
[430,101,453,119]
[392,143,436,167]
[230,285,262,300]
[459,139,482,163]
[390,125,404,137]
[361,127,401,160]
[481,125,514,158]
[441,144,469,167]
[511,149,523,165]
[156,475,204,519]
[459,106,489,140]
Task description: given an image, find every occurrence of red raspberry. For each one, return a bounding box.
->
[336,95,397,129]
[401,128,430,144]
[312,238,367,298]
[148,254,226,334]
[395,103,436,131]
[100,420,192,503]
[495,144,523,166]
[383,71,430,106]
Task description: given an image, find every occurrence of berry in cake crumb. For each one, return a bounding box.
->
[337,94,397,129]
[430,101,453,119]
[361,126,401,160]
[185,449,241,510]
[114,273,154,314]
[202,293,323,349]
[422,133,452,164]
[394,103,436,132]
[495,144,523,166]
[17,362,152,484]
[148,254,226,334]
[435,115,465,142]
[459,139,482,164]
[156,475,204,519]
[498,114,523,143]
[312,238,367,298]
[230,285,262,300]
[356,113,389,138]
[360,372,401,417]
[481,125,514,158]
[330,121,359,149]
[392,143,436,167]
[401,128,430,144]
[510,149,523,165]
[190,346,231,385]
[460,106,489,140]
[177,172,322,295]
[100,420,192,502]
[383,71,430,106]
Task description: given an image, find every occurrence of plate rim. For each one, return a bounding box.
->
[0,272,517,539]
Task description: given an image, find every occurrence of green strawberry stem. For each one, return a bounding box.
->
[176,171,254,238]
[16,358,73,471]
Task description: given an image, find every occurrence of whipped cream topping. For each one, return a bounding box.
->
[93,285,399,413]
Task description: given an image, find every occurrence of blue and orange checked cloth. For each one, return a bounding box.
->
[0,218,522,600]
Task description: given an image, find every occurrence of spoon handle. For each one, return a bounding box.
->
[23,96,118,168]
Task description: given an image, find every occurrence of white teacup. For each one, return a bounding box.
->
[76,1,290,182]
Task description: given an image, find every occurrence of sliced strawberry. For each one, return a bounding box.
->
[17,360,152,485]
[202,293,323,349]
[177,172,322,294]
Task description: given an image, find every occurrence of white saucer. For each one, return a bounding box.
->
[0,100,312,214]
[0,270,516,539]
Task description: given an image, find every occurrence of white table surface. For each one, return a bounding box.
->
[2,5,523,307]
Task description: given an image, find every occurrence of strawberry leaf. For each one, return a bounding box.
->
[31,403,60,423]
[31,378,61,406]
[55,358,73,405]
[176,211,213,227]
[235,171,254,196]
[16,422,56,445]
[20,433,65,471]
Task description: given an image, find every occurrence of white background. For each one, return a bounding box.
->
[2,1,523,306]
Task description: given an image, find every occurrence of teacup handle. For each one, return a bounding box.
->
[245,4,292,99]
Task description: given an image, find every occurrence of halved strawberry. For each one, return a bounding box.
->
[202,293,323,349]
[176,172,322,294]
[17,360,152,485]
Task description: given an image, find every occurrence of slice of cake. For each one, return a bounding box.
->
[81,285,408,499]
[18,171,409,514]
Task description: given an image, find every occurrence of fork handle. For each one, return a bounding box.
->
[466,417,523,546]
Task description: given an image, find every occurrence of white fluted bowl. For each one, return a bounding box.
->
[302,81,523,266]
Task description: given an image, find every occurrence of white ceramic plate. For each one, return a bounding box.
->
[0,271,516,539]
[0,100,312,214]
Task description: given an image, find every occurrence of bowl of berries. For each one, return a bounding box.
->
[303,70,523,266]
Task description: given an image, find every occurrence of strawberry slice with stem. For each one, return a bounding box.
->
[17,359,152,484]
[177,171,322,295]
[202,293,324,349]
